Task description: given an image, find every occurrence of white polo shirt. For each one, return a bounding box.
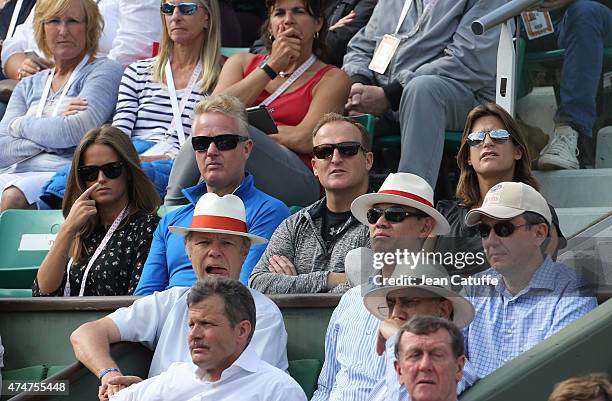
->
[109,286,288,377]
[111,347,306,401]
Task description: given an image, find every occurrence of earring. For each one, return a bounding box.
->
[268,34,274,41]
[314,31,319,39]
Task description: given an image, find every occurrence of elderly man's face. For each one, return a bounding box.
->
[188,295,250,380]
[384,289,452,324]
[369,203,434,254]
[187,232,249,280]
[394,329,464,401]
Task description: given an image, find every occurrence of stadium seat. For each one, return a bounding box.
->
[0,288,32,298]
[0,210,64,289]
[221,47,249,58]
[288,359,323,399]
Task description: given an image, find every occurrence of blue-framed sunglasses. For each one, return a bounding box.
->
[160,2,200,15]
[467,129,511,147]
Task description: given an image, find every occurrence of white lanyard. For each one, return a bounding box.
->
[164,59,202,147]
[36,55,89,118]
[259,54,317,107]
[6,0,24,41]
[395,0,414,34]
[63,206,129,297]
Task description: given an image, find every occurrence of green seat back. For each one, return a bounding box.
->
[0,210,64,288]
[350,114,376,149]
[46,365,68,378]
[221,47,249,58]
[288,359,323,399]
[2,365,47,381]
[0,288,32,298]
[288,205,303,215]
[157,204,185,217]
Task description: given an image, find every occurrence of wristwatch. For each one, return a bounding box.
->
[259,60,278,80]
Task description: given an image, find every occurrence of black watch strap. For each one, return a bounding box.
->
[259,61,278,80]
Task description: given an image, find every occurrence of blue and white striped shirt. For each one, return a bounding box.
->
[311,285,386,401]
[463,257,597,378]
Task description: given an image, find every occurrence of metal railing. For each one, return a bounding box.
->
[472,0,540,35]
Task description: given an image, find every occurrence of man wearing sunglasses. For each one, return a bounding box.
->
[249,113,373,294]
[311,172,451,401]
[462,181,597,380]
[134,94,289,295]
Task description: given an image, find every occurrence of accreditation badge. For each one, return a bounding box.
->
[521,11,554,40]
[368,34,401,74]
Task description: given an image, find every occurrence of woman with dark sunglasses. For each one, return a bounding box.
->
[33,126,161,297]
[433,102,565,277]
[165,0,351,207]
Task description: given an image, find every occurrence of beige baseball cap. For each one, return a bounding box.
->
[465,182,552,226]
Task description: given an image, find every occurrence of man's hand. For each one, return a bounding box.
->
[267,255,298,276]
[98,373,143,401]
[537,0,574,11]
[375,319,402,355]
[345,83,390,117]
[329,11,356,31]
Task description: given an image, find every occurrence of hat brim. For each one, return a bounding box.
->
[351,193,450,236]
[168,226,268,245]
[363,284,475,329]
[464,205,526,227]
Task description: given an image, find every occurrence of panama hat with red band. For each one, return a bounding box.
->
[351,173,450,236]
[168,193,268,245]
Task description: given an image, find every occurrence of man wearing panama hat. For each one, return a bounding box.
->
[462,182,596,381]
[312,173,451,401]
[363,257,477,401]
[71,193,288,399]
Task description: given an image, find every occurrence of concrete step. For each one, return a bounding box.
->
[556,207,612,237]
[534,168,612,208]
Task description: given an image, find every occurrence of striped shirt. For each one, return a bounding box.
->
[311,285,386,401]
[112,58,205,155]
[463,257,597,379]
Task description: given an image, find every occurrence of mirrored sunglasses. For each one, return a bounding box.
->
[312,142,365,159]
[366,206,428,225]
[467,129,511,147]
[77,161,124,182]
[160,2,200,15]
[476,221,533,238]
[191,134,248,152]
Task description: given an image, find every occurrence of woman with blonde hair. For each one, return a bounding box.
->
[0,0,123,210]
[435,102,565,276]
[33,126,160,296]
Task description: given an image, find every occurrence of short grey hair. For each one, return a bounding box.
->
[193,94,249,136]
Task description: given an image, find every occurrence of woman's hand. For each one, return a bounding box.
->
[63,183,99,235]
[329,11,356,31]
[267,27,303,73]
[63,98,88,116]
[16,54,53,80]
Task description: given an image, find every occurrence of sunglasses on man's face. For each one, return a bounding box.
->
[192,134,248,152]
[476,221,533,238]
[312,142,365,159]
[466,129,511,147]
[366,206,427,225]
[77,161,124,183]
[160,2,200,15]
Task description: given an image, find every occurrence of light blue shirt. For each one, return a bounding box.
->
[311,285,386,401]
[463,257,597,378]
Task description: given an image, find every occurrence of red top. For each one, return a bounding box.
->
[244,54,336,168]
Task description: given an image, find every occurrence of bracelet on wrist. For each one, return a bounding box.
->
[259,61,278,80]
[99,367,121,380]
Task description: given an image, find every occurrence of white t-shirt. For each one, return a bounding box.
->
[109,286,289,377]
[111,347,306,401]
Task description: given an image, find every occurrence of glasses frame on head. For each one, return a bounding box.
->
[312,141,366,160]
[476,221,534,238]
[467,128,511,147]
[191,134,248,152]
[366,206,428,225]
[77,161,124,183]
[160,2,200,15]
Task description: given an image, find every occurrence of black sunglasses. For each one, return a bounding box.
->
[467,129,511,147]
[192,134,248,152]
[476,222,533,238]
[312,142,366,159]
[77,161,124,182]
[366,207,428,225]
[160,2,200,15]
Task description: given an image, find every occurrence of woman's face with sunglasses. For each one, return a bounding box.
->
[78,144,129,206]
[161,1,209,45]
[467,115,522,178]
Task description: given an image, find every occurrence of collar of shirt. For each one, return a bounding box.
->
[183,173,254,205]
[490,256,558,299]
[194,346,260,383]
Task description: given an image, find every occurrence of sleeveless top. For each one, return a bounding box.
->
[244,54,336,167]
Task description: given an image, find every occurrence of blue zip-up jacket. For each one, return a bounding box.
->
[134,174,289,294]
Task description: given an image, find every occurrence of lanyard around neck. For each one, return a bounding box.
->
[63,205,129,297]
[164,59,202,147]
[6,0,24,41]
[36,55,89,118]
[395,0,414,34]
[259,54,316,107]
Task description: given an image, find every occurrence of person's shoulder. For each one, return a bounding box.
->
[256,359,304,389]
[90,56,123,74]
[436,198,463,218]
[159,204,194,227]
[318,63,350,83]
[246,180,290,215]
[249,287,282,314]
[131,210,160,224]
